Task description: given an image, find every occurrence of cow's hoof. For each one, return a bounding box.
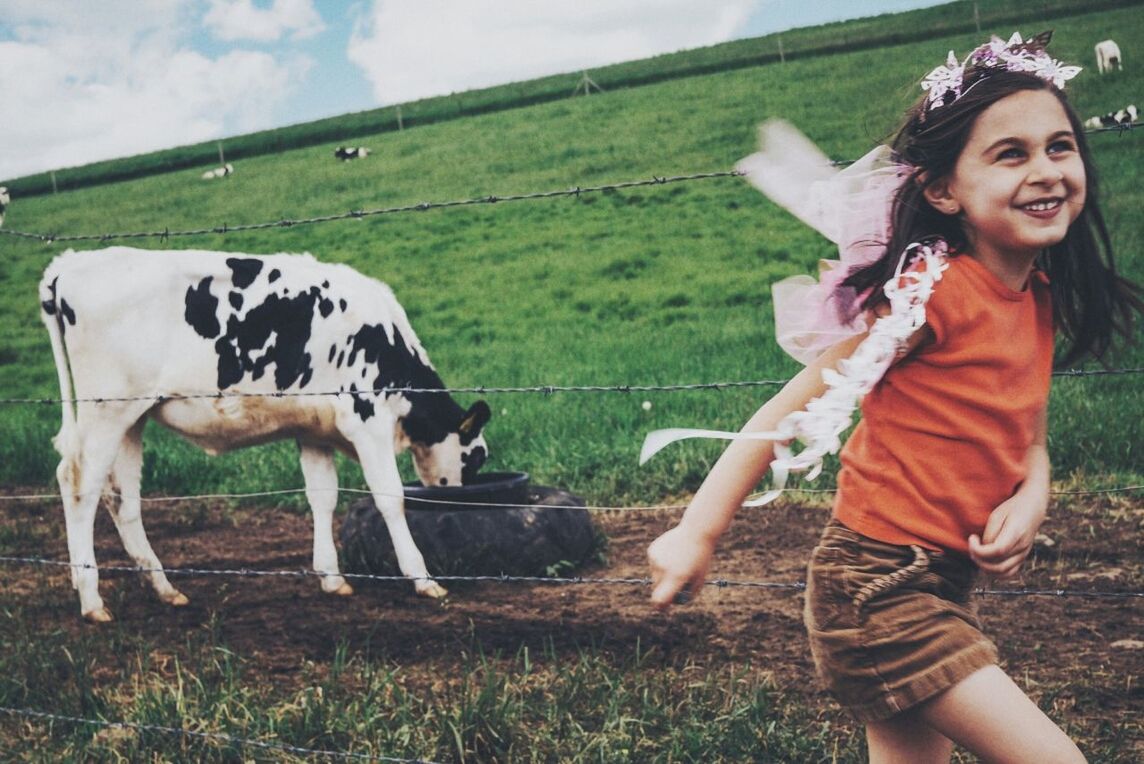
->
[164,591,190,607]
[83,607,113,623]
[332,582,354,596]
[417,581,448,599]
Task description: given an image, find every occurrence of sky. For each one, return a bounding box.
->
[0,0,954,181]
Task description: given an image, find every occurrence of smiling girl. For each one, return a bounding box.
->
[645,32,1141,762]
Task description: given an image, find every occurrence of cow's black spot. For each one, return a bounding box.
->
[336,351,345,368]
[269,269,281,283]
[328,344,338,363]
[462,445,487,482]
[184,277,220,339]
[226,258,263,289]
[41,278,58,316]
[228,291,243,310]
[322,280,330,289]
[346,323,463,436]
[319,298,334,318]
[339,299,347,312]
[59,299,77,326]
[349,383,374,420]
[212,290,317,390]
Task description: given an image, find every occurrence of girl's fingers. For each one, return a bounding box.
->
[650,576,685,611]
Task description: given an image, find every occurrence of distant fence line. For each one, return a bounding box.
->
[2,121,1138,245]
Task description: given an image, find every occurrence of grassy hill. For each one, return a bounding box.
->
[0,4,1141,506]
[4,0,1141,196]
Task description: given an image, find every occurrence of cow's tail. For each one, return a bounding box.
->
[38,258,78,459]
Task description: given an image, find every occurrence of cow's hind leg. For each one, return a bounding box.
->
[105,421,188,607]
[299,444,353,596]
[58,422,132,622]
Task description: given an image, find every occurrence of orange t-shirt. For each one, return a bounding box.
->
[833,254,1054,553]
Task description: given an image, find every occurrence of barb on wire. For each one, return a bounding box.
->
[0,367,1137,407]
[0,171,743,244]
[0,706,437,763]
[1,555,1141,600]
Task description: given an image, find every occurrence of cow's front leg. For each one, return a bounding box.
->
[299,443,353,596]
[351,425,446,599]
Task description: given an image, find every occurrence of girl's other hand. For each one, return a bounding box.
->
[967,492,1046,578]
[648,525,716,611]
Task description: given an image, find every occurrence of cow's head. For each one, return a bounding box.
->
[405,400,491,487]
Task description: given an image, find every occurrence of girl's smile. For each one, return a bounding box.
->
[925,89,1086,289]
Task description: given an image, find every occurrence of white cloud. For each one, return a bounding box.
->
[204,0,325,43]
[347,0,755,105]
[0,1,312,179]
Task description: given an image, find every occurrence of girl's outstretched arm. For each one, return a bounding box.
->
[968,406,1050,578]
[648,332,868,611]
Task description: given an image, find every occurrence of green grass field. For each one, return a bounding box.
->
[1,4,1142,760]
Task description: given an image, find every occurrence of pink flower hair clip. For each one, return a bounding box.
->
[920,31,1081,114]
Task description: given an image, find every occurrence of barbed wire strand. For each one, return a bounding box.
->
[0,171,739,244]
[0,365,1138,407]
[1,554,1141,600]
[1,121,1137,245]
[0,706,439,763]
[1,481,1140,510]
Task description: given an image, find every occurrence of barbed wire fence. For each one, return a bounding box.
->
[1,123,1141,761]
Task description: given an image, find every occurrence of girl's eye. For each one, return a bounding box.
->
[997,147,1024,160]
[1048,140,1077,155]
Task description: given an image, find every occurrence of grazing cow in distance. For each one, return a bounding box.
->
[335,146,370,161]
[0,186,8,227]
[1095,39,1122,73]
[1084,104,1137,129]
[40,247,491,622]
[201,163,234,179]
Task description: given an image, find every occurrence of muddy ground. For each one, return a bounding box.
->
[1,486,1141,756]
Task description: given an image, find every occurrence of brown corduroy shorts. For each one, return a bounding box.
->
[803,521,999,723]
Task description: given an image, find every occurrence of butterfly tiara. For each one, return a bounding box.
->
[920,31,1081,114]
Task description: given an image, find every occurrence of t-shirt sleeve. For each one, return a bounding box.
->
[915,256,962,349]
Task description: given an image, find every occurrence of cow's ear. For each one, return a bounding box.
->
[459,400,491,436]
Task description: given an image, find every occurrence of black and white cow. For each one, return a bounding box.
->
[334,146,370,161]
[201,163,235,179]
[1084,104,1137,129]
[0,186,8,227]
[39,247,490,622]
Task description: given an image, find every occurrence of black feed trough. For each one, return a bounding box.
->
[340,471,600,579]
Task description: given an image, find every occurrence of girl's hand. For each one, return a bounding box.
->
[648,525,716,611]
[968,492,1047,578]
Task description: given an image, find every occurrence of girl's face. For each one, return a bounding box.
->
[926,89,1086,273]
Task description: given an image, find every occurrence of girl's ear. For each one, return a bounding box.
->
[921,175,961,216]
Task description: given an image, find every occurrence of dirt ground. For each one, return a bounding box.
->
[2,486,1142,755]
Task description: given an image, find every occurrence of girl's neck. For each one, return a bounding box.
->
[964,246,1039,291]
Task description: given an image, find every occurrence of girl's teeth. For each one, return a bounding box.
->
[1024,200,1059,211]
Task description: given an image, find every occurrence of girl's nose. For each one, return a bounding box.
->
[1028,155,1065,185]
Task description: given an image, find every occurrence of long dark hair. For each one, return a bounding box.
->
[843,70,1141,366]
